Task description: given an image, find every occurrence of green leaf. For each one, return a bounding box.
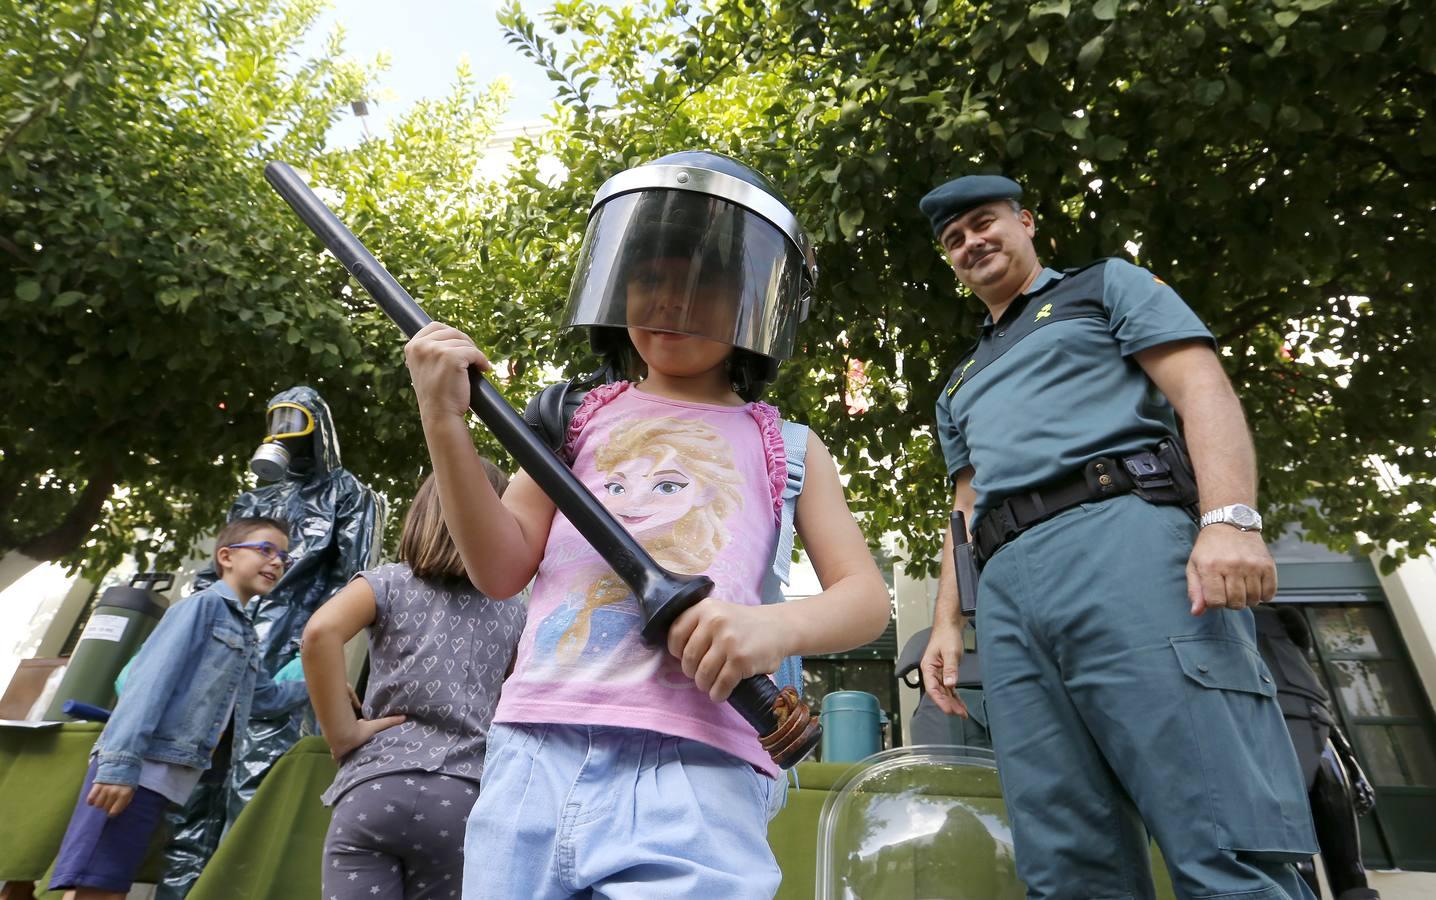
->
[1093,135,1127,160]
[53,291,85,308]
[1092,0,1119,22]
[1028,0,1070,19]
[1062,116,1090,139]
[1209,5,1230,28]
[1077,35,1105,73]
[1026,37,1050,66]
[15,280,41,302]
[1361,25,1387,52]
[838,206,864,240]
[1274,11,1300,28]
[1194,80,1225,106]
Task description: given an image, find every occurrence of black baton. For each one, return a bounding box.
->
[264,161,819,768]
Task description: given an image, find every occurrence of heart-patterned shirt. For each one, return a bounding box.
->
[321,563,525,805]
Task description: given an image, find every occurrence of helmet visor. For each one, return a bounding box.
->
[562,190,809,361]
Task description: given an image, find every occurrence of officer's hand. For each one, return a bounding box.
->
[920,622,969,718]
[1186,525,1277,616]
[667,599,786,703]
[86,781,136,817]
[403,321,493,420]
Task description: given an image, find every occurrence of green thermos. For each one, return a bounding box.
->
[44,572,171,720]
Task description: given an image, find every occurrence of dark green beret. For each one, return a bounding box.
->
[919,175,1023,237]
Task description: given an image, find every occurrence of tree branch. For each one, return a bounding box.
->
[1,0,110,156]
[16,461,116,563]
[0,235,32,264]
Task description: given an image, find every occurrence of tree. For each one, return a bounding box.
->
[491,0,1434,573]
[1,0,517,576]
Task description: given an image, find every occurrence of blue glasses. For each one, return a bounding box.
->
[224,541,294,569]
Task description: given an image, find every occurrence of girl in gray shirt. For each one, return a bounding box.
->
[302,464,524,900]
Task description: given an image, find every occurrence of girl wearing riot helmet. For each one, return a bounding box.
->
[404,151,889,897]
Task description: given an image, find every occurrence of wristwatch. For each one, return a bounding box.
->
[1199,504,1263,532]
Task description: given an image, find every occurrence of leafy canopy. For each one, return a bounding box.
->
[490,0,1434,574]
[1,0,518,574]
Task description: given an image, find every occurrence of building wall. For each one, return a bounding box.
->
[1376,553,1436,712]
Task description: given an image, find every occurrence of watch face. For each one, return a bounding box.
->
[1231,505,1260,528]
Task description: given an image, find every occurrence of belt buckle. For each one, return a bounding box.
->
[1123,452,1173,490]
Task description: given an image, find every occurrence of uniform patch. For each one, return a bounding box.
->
[1035,302,1053,321]
[948,358,976,395]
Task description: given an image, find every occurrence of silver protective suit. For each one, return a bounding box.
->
[156,386,383,899]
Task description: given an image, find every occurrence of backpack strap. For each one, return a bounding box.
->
[763,419,810,695]
[765,418,809,800]
[522,366,615,455]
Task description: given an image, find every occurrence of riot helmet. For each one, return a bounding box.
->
[249,400,316,481]
[562,151,817,399]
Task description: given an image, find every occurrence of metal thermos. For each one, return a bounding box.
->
[44,573,171,720]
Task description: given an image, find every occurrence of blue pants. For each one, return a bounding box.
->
[977,495,1317,900]
[462,722,780,899]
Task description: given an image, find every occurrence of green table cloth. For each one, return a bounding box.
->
[187,736,337,900]
[0,722,167,896]
[0,733,1174,899]
[0,723,104,884]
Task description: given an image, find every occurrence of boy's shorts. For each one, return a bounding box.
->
[49,759,170,893]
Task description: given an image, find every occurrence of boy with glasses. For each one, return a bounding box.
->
[49,516,312,900]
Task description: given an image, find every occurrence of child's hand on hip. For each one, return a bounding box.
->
[667,600,786,703]
[87,782,135,817]
[326,713,407,761]
[404,321,493,420]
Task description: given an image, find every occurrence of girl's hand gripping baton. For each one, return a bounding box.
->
[263,161,819,769]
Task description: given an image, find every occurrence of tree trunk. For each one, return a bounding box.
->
[10,463,117,565]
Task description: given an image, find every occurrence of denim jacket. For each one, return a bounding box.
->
[93,581,309,786]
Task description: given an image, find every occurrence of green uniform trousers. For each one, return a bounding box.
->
[976,495,1317,900]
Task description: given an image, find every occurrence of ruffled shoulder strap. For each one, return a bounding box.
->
[748,401,786,524]
[561,380,631,460]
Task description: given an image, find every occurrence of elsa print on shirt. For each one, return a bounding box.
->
[525,415,744,683]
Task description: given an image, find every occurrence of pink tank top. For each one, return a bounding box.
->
[494,382,785,775]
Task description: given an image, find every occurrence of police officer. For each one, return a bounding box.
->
[917,175,1318,900]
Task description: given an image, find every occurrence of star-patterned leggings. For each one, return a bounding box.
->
[323,771,478,900]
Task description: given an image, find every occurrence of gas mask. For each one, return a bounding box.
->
[249,401,315,482]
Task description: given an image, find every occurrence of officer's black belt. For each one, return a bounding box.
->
[973,442,1197,567]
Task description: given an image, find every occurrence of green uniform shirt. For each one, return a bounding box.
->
[935,258,1214,527]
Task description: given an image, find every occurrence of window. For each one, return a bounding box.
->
[1297,602,1436,870]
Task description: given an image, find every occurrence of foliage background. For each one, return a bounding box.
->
[492,0,1435,575]
[2,0,1431,579]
